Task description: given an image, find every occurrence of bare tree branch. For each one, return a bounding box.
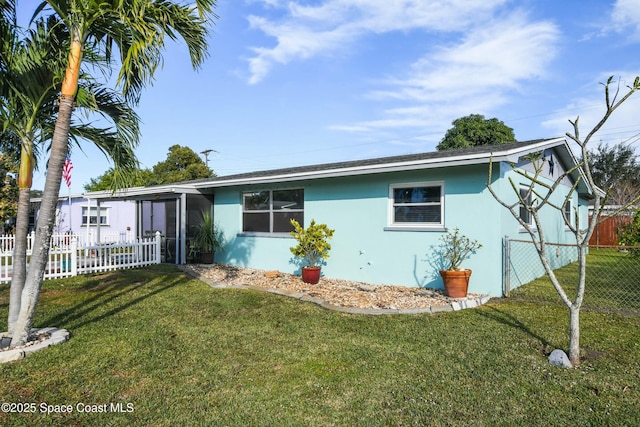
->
[489,76,639,365]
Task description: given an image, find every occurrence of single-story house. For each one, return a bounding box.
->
[35,137,594,296]
[30,195,137,244]
[200,137,591,296]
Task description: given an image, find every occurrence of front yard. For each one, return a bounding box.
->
[1,264,639,426]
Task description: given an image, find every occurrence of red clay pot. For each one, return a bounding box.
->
[439,269,472,298]
[301,266,321,284]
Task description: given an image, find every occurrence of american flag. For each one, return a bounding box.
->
[62,155,73,188]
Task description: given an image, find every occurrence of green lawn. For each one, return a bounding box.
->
[511,248,640,313]
[1,265,639,426]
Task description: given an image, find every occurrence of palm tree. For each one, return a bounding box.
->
[1,10,140,337]
[10,0,217,347]
[2,12,60,335]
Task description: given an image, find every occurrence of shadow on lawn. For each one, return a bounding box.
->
[473,304,556,351]
[41,270,185,331]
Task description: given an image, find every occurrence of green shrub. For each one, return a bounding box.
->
[618,209,640,257]
[289,219,334,267]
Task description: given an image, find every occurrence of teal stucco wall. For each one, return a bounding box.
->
[213,159,588,297]
[495,157,590,291]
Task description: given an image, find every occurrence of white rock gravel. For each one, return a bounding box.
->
[184,264,487,310]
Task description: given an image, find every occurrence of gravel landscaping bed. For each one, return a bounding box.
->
[184,263,485,310]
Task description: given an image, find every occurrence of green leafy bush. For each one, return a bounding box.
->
[618,209,640,257]
[289,219,335,267]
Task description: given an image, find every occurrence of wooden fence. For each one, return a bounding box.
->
[588,214,632,246]
[0,232,162,284]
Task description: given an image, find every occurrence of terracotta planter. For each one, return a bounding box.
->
[301,266,321,284]
[439,269,472,298]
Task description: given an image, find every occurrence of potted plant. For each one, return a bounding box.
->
[193,210,223,264]
[289,219,335,284]
[438,228,482,298]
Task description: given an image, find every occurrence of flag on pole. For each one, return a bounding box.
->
[62,155,73,188]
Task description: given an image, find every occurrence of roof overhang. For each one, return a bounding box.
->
[82,184,213,201]
[41,137,595,202]
[192,138,578,188]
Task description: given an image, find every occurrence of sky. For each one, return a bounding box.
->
[22,0,640,195]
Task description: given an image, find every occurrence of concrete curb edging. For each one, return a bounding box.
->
[0,328,70,364]
[180,266,492,315]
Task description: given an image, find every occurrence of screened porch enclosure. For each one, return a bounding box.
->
[137,193,213,264]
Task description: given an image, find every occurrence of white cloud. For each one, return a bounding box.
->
[541,73,640,151]
[388,13,557,99]
[335,12,559,134]
[245,1,560,142]
[246,0,507,84]
[611,0,640,40]
[247,14,357,84]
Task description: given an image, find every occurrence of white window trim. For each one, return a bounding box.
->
[240,188,304,236]
[518,185,535,232]
[82,205,110,227]
[564,198,573,229]
[386,181,445,231]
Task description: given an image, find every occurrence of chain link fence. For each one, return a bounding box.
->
[504,238,640,314]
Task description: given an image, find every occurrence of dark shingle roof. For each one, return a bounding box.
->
[190,138,559,187]
[84,137,574,200]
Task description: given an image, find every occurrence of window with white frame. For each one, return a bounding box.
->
[389,182,444,227]
[564,199,572,227]
[519,186,533,226]
[242,189,304,233]
[82,206,109,226]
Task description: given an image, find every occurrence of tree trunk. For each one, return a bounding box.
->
[7,187,31,334]
[568,305,580,365]
[7,140,35,334]
[568,245,587,366]
[10,96,73,347]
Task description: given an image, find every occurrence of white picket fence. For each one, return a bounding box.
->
[0,232,162,284]
[0,230,135,253]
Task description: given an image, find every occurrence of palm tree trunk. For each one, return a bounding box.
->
[10,96,73,347]
[10,30,82,347]
[7,141,35,334]
[7,187,31,334]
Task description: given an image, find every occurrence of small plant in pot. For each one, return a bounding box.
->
[438,228,482,298]
[193,210,223,264]
[289,219,335,284]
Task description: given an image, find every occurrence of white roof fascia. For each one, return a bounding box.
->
[82,184,201,200]
[194,137,568,188]
[561,142,594,197]
[197,156,493,188]
[495,137,567,163]
[37,139,573,198]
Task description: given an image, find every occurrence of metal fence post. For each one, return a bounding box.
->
[503,235,510,297]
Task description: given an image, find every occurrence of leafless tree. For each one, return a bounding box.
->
[487,76,640,365]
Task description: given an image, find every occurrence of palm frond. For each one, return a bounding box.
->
[84,0,217,102]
